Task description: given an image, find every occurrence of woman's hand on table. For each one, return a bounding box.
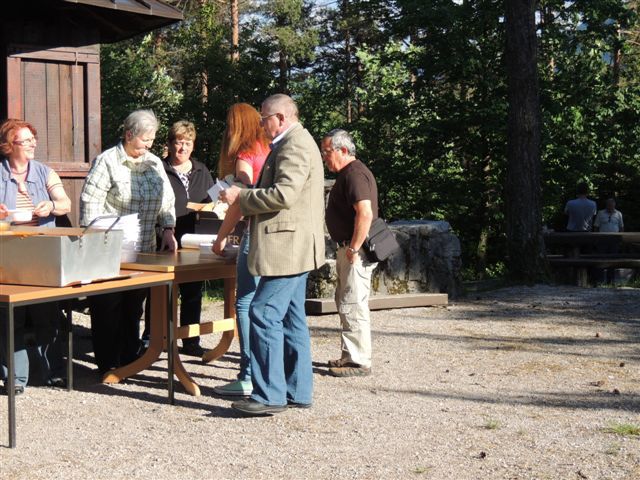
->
[160,228,177,252]
[0,204,8,219]
[212,236,227,256]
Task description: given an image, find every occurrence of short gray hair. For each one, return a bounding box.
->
[123,109,158,139]
[324,129,356,156]
[262,94,299,120]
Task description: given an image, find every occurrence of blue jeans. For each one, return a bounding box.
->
[249,272,312,406]
[235,233,259,381]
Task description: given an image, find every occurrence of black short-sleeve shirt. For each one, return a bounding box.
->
[326,159,378,242]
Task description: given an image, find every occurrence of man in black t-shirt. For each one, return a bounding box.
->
[322,129,378,377]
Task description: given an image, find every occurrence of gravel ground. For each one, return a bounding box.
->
[1,284,639,480]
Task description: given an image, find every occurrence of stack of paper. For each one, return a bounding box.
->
[89,213,141,263]
[181,233,217,249]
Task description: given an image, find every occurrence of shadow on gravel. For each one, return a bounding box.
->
[310,324,638,348]
[371,386,640,412]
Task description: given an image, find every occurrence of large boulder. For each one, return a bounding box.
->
[307,219,462,299]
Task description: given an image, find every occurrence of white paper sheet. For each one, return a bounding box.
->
[207,179,230,203]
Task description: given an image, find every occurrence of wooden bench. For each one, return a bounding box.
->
[547,256,640,286]
[305,293,448,315]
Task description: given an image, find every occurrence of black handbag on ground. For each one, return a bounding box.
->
[363,218,400,262]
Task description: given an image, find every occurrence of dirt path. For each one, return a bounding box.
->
[1,285,639,479]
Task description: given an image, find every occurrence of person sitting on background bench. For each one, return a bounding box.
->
[594,198,624,284]
[564,182,596,232]
[594,198,624,233]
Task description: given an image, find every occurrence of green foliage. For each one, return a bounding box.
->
[258,0,319,91]
[99,0,640,280]
[101,33,183,153]
[101,2,273,169]
[539,1,640,232]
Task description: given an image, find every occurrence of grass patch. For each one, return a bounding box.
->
[202,279,225,303]
[412,466,431,475]
[604,422,640,436]
[483,418,501,430]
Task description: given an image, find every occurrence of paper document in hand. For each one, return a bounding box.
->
[207,179,230,203]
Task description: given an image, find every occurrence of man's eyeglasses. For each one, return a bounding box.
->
[321,147,338,157]
[260,113,279,123]
[13,137,37,146]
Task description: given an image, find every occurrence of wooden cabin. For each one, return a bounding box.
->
[1,0,182,226]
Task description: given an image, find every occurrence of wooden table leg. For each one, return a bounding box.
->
[172,343,201,396]
[202,277,237,364]
[168,282,201,397]
[3,304,17,448]
[104,275,236,396]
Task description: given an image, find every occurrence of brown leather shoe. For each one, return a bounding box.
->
[328,365,371,377]
[327,357,351,368]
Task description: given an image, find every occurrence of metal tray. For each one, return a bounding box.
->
[0,226,123,287]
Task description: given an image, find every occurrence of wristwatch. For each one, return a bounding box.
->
[347,247,358,254]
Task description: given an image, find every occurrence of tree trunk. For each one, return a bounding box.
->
[199,0,209,119]
[341,0,352,123]
[540,4,556,76]
[613,27,621,88]
[230,0,239,62]
[278,51,288,93]
[504,0,548,282]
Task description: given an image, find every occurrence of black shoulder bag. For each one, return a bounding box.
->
[363,218,400,262]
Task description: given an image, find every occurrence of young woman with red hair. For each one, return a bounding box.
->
[212,103,269,397]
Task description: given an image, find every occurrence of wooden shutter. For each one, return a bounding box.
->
[6,45,101,226]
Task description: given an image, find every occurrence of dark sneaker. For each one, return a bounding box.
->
[231,398,286,416]
[0,384,25,396]
[328,365,371,377]
[47,377,67,389]
[287,401,312,409]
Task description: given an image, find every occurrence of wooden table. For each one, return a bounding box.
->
[115,250,237,399]
[544,232,640,256]
[1,270,174,448]
[544,232,640,285]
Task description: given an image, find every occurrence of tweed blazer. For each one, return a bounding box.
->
[238,123,326,276]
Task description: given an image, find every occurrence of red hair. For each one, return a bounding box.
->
[218,103,269,179]
[0,119,37,157]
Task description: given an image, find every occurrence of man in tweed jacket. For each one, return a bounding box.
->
[220,94,325,415]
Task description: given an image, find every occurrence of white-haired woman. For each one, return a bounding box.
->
[80,109,176,378]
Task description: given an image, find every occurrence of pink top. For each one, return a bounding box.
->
[237,141,270,185]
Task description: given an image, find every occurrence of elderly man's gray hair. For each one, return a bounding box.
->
[325,129,356,156]
[263,94,299,120]
[123,109,159,139]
